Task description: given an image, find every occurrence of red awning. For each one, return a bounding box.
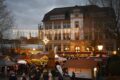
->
[63,58,97,68]
[58,52,107,54]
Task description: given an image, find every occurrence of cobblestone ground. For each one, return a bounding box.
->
[0,75,29,80]
[0,75,8,80]
[0,76,93,80]
[0,74,96,80]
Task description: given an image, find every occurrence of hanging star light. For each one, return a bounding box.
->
[43,36,49,45]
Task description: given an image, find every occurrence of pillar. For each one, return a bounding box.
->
[61,21,63,40]
[61,44,64,52]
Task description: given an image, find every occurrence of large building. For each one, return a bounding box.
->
[39,5,116,54]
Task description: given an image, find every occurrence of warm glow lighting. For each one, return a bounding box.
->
[78,47,80,50]
[43,36,49,45]
[93,67,97,78]
[55,54,59,58]
[17,60,27,64]
[65,47,69,51]
[97,45,103,51]
[118,48,120,50]
[94,67,97,71]
[113,51,117,55]
[86,47,89,51]
[33,48,36,51]
[75,47,80,52]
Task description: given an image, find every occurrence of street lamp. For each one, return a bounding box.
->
[113,50,117,55]
[97,45,103,51]
[94,67,97,80]
[97,45,103,78]
[97,45,103,57]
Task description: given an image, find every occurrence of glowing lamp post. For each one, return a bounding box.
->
[94,67,97,80]
[97,45,103,57]
[97,45,103,77]
[97,45,103,51]
[113,50,117,55]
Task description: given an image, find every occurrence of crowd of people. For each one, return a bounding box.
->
[7,61,76,80]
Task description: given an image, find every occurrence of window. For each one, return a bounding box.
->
[58,33,61,40]
[63,23,70,28]
[73,9,80,13]
[75,32,79,40]
[54,24,61,29]
[54,33,57,40]
[84,33,89,40]
[64,45,70,51]
[58,45,61,51]
[75,21,79,28]
[50,15,65,20]
[45,24,52,29]
[75,13,79,17]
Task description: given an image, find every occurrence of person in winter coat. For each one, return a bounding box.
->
[43,69,49,80]
[21,73,27,80]
[9,70,17,80]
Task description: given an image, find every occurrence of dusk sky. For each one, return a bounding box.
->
[5,0,88,29]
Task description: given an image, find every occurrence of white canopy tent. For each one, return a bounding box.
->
[17,60,27,64]
[55,54,67,61]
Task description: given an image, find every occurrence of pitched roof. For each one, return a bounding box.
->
[42,5,114,22]
[43,5,93,21]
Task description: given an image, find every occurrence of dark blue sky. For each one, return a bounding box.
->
[5,0,88,29]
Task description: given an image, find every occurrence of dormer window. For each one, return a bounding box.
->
[50,15,65,20]
[75,13,79,17]
[73,9,80,13]
[73,9,80,17]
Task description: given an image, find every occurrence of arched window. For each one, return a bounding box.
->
[75,21,79,28]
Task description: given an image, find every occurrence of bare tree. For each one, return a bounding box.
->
[88,0,120,51]
[0,0,14,53]
[0,0,14,38]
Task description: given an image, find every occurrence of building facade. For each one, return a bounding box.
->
[39,5,116,54]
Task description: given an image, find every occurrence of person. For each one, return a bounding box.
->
[56,62,63,76]
[43,69,49,80]
[55,62,63,80]
[71,72,75,80]
[34,69,41,80]
[63,68,70,80]
[51,69,59,80]
[48,70,52,80]
[9,70,17,80]
[21,73,27,80]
